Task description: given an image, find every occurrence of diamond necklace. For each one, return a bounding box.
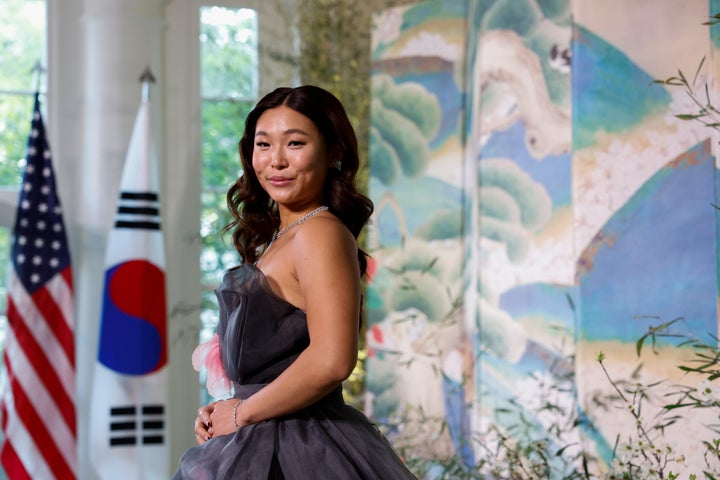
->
[272,205,329,243]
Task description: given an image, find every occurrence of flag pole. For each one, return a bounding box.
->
[139,66,156,101]
[30,60,46,95]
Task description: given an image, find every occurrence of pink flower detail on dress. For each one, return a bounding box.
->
[192,333,232,398]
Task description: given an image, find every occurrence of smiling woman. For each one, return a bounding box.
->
[252,106,331,212]
[173,85,417,479]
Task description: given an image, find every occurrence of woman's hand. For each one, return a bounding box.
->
[208,398,245,437]
[194,401,217,444]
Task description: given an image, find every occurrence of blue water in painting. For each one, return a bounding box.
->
[578,141,718,342]
[573,25,671,149]
[481,121,571,207]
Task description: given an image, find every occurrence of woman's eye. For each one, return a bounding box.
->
[288,140,305,147]
[255,141,269,148]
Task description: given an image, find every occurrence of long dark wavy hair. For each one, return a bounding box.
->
[224,85,374,276]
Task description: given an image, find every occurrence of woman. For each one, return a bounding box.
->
[173,85,417,479]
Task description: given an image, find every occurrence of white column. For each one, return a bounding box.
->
[163,0,204,469]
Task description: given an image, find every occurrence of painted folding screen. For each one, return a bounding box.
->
[366,0,473,464]
[368,0,720,476]
[573,0,720,472]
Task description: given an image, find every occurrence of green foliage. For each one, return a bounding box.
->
[201,100,251,188]
[389,270,452,322]
[475,158,554,263]
[200,7,257,99]
[365,283,390,326]
[382,317,720,479]
[370,74,441,184]
[371,96,431,179]
[0,96,31,187]
[369,126,401,185]
[373,74,441,139]
[390,358,596,479]
[414,210,463,241]
[536,0,571,23]
[482,0,541,36]
[481,215,530,262]
[0,0,45,188]
[0,1,46,91]
[595,319,720,479]
[342,348,367,410]
[385,242,445,279]
[633,316,687,357]
[199,8,255,314]
[480,186,522,223]
[476,307,526,360]
[653,56,720,133]
[479,158,552,232]
[200,99,251,289]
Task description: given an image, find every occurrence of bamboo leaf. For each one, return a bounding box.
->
[636,334,648,356]
[693,56,706,85]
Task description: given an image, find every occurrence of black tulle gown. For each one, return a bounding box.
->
[173,263,417,479]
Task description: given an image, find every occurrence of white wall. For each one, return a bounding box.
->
[44,0,296,477]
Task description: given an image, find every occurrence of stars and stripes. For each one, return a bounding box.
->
[0,94,77,479]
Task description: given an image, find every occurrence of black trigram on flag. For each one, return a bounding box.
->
[115,191,161,230]
[109,404,165,446]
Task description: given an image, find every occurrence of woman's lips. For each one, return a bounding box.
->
[268,176,292,187]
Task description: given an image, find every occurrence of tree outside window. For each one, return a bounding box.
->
[198,5,258,402]
[0,0,47,352]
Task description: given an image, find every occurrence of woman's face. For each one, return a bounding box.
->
[252,105,329,210]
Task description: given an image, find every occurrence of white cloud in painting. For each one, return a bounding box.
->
[399,31,462,62]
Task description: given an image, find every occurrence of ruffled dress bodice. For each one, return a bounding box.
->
[216,263,309,386]
[173,264,417,480]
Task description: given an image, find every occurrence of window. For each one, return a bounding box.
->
[0,0,47,354]
[0,0,47,189]
[198,5,258,401]
[0,2,46,477]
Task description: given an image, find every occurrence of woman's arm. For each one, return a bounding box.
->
[208,216,360,436]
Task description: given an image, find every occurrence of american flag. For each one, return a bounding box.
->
[0,94,77,479]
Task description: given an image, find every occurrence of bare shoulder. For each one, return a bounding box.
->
[293,213,358,270]
[292,213,360,312]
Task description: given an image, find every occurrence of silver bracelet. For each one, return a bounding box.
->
[232,399,244,429]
